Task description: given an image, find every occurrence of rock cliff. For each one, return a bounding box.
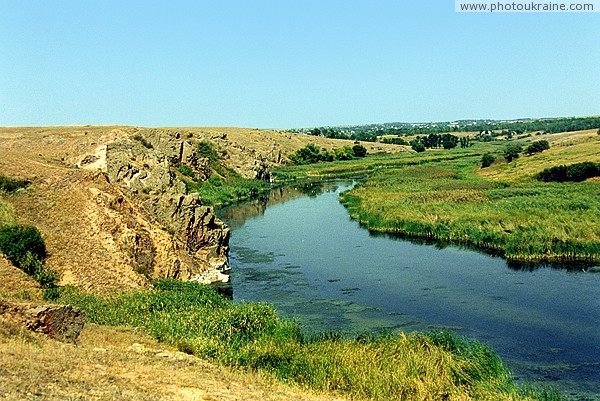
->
[0,126,402,291]
[99,131,232,284]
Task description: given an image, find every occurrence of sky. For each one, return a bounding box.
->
[1,0,599,128]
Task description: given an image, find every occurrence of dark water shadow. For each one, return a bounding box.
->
[366,228,599,272]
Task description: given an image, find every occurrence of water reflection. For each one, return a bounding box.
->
[218,179,352,229]
[220,179,598,272]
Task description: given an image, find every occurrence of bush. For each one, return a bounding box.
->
[333,146,354,161]
[503,143,522,162]
[536,162,600,182]
[411,141,426,152]
[352,144,367,158]
[0,225,58,288]
[132,134,153,149]
[481,153,495,168]
[526,140,550,155]
[290,144,323,164]
[197,140,219,163]
[0,225,46,267]
[0,174,29,193]
[178,164,195,178]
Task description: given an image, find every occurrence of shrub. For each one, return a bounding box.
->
[0,225,58,289]
[536,162,600,182]
[290,144,323,164]
[132,134,153,149]
[178,164,195,178]
[0,225,46,267]
[481,153,495,168]
[526,140,550,155]
[503,143,522,162]
[19,251,59,287]
[0,174,29,193]
[197,140,219,163]
[333,146,354,161]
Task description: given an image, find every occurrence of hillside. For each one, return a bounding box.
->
[0,313,345,401]
[0,126,401,292]
[0,125,578,401]
[0,125,402,400]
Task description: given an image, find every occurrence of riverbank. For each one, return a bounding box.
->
[46,280,559,401]
[275,129,600,263]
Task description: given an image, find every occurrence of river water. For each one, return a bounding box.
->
[218,180,600,399]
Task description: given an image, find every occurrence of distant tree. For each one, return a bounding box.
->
[526,140,550,155]
[481,153,495,168]
[383,136,408,145]
[441,134,459,149]
[333,146,354,160]
[536,162,600,182]
[290,143,322,164]
[504,143,523,162]
[352,143,367,158]
[460,136,472,148]
[411,141,426,152]
[424,133,441,148]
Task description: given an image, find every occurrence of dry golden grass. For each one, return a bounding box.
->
[0,321,346,401]
[0,125,402,292]
[0,125,383,400]
[0,255,42,300]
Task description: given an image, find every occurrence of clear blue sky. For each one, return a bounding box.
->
[1,0,598,128]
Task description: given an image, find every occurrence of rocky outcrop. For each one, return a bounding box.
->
[102,131,231,284]
[0,300,85,342]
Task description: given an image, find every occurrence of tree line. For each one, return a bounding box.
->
[287,116,600,143]
[290,143,368,165]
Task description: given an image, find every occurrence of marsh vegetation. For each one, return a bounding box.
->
[53,280,559,401]
[276,129,600,262]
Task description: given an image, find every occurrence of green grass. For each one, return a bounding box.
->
[54,280,559,401]
[341,158,599,261]
[0,199,17,226]
[185,174,270,206]
[273,133,600,262]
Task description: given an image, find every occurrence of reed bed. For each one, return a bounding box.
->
[55,280,555,401]
[341,160,599,261]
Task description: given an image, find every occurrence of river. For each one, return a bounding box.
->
[218,180,600,400]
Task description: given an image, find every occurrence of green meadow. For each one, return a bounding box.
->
[278,130,600,262]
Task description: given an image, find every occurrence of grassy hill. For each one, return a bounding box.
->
[0,125,590,400]
[337,129,600,262]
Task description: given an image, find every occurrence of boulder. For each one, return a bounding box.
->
[0,300,85,342]
[26,304,86,342]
